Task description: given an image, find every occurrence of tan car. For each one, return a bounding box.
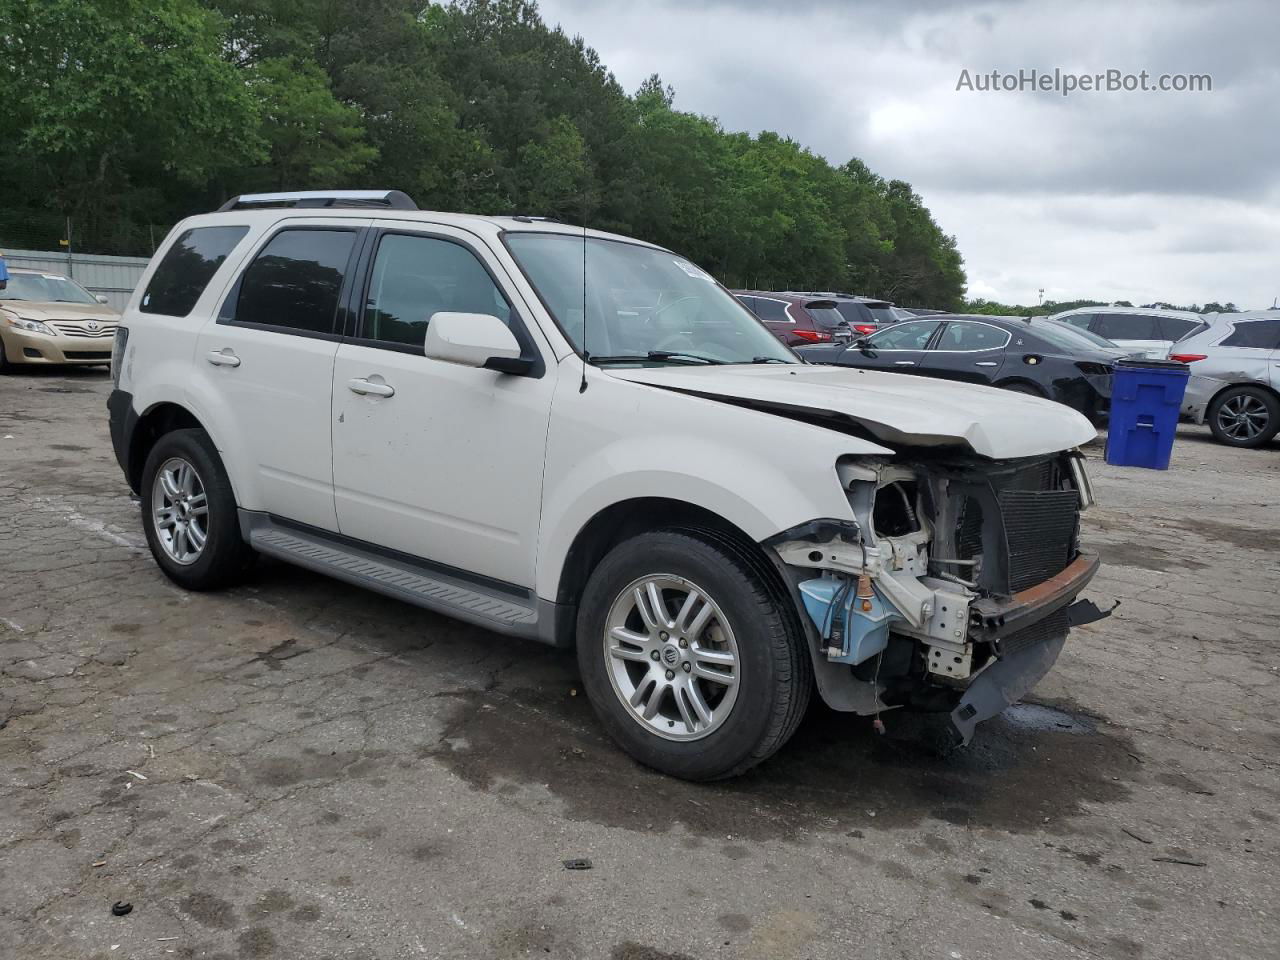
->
[0,267,120,370]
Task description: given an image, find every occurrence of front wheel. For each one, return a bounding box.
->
[140,428,256,590]
[1208,386,1279,448]
[576,530,812,780]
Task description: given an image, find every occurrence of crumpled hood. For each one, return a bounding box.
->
[0,301,119,321]
[606,364,1097,459]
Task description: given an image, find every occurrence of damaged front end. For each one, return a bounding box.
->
[766,449,1104,744]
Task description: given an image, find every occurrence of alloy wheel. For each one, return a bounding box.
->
[602,574,740,741]
[1217,394,1270,441]
[151,457,209,565]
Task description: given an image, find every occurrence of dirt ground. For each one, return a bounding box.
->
[2,365,1277,960]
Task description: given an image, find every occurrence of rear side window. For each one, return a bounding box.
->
[1221,319,1280,349]
[1094,313,1159,340]
[1158,316,1203,341]
[753,298,790,322]
[141,226,249,317]
[735,295,757,313]
[363,233,512,347]
[936,321,1010,351]
[233,229,357,334]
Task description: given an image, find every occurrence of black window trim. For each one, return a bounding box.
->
[343,227,546,377]
[1220,318,1280,350]
[216,224,365,343]
[140,224,252,319]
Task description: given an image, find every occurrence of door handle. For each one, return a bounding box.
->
[347,377,395,398]
[894,360,916,366]
[975,361,999,367]
[206,349,240,367]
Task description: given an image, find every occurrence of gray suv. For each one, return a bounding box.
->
[1168,312,1280,447]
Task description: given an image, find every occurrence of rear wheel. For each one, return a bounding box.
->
[140,428,256,590]
[1208,386,1280,448]
[576,530,811,780]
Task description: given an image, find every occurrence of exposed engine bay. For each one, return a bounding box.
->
[766,448,1104,743]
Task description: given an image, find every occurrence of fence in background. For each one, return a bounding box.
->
[1,248,149,311]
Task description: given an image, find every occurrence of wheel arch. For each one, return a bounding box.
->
[552,497,795,632]
[125,402,212,494]
[994,376,1047,396]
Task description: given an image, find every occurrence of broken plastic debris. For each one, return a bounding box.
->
[561,858,593,870]
[126,770,148,781]
[111,901,133,916]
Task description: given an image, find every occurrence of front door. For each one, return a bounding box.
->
[842,319,942,373]
[330,227,555,588]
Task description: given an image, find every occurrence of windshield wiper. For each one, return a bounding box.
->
[751,356,790,363]
[592,351,725,366]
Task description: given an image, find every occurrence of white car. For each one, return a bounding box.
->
[108,190,1102,780]
[1049,306,1206,359]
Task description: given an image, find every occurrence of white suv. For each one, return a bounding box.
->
[108,190,1103,780]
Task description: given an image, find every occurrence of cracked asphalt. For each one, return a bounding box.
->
[1,366,1278,960]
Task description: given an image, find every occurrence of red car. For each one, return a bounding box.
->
[732,291,863,346]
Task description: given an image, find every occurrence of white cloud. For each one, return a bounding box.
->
[538,0,1280,308]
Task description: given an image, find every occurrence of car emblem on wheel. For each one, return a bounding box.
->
[662,646,679,665]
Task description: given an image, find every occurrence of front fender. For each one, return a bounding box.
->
[535,366,891,600]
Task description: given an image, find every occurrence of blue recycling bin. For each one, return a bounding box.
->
[1105,358,1190,470]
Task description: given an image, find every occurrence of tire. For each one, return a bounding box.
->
[1208,385,1280,448]
[0,337,11,372]
[139,428,256,590]
[576,529,812,780]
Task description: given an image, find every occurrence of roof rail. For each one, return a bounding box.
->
[216,190,418,212]
[509,215,562,223]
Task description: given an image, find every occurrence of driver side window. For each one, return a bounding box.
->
[363,234,511,348]
[867,320,940,350]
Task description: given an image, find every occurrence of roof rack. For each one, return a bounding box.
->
[508,215,562,223]
[216,190,418,212]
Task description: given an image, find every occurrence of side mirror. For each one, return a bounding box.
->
[424,312,531,374]
[852,337,870,350]
[95,294,109,304]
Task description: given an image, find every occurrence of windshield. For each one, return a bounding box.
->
[1030,319,1119,352]
[504,233,796,365]
[0,273,98,304]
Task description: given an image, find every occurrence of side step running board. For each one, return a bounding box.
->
[239,511,541,639]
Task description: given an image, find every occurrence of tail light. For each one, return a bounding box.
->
[792,329,832,343]
[1169,353,1206,364]
[111,326,129,387]
[853,324,877,335]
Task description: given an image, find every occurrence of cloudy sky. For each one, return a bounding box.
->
[538,0,1280,309]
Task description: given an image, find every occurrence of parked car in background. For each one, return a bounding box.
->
[732,291,855,344]
[795,314,1126,421]
[108,189,1103,780]
[1166,312,1280,447]
[0,268,120,370]
[786,291,901,329]
[1050,306,1206,359]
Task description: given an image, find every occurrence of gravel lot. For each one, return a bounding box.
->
[2,366,1278,960]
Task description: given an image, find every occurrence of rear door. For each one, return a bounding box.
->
[840,319,942,372]
[917,319,1010,384]
[1210,318,1280,390]
[194,220,366,530]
